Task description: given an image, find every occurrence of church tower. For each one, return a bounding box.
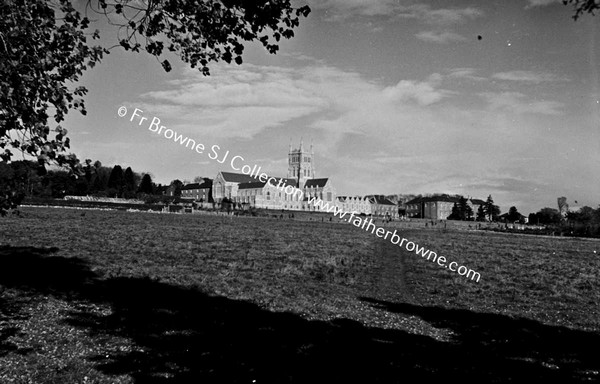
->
[287,139,314,187]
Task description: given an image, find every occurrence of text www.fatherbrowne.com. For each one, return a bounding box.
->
[120,106,481,283]
[305,196,481,283]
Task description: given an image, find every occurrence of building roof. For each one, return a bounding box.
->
[304,178,328,188]
[272,177,298,188]
[366,195,396,205]
[220,172,260,183]
[405,195,460,205]
[238,181,266,190]
[181,179,213,190]
[405,195,486,206]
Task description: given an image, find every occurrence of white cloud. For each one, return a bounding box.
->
[415,31,467,44]
[492,70,567,83]
[447,68,487,81]
[482,91,564,115]
[419,7,483,25]
[382,79,450,105]
[525,0,561,7]
[310,1,483,24]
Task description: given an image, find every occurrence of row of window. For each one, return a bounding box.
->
[290,156,311,163]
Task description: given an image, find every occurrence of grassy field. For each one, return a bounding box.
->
[0,207,599,383]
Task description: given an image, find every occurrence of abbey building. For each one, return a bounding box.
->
[212,140,337,211]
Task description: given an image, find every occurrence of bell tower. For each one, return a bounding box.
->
[287,138,314,187]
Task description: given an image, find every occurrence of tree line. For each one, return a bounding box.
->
[0,160,197,214]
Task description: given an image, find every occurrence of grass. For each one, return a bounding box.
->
[0,207,599,383]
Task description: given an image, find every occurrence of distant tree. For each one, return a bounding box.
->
[459,196,473,220]
[536,207,562,225]
[528,213,539,225]
[107,165,124,197]
[483,195,501,221]
[138,174,154,194]
[193,176,206,184]
[123,167,136,198]
[567,206,596,223]
[448,203,461,220]
[0,162,21,216]
[448,196,474,220]
[507,206,522,223]
[170,180,184,197]
[43,170,76,198]
[476,205,486,221]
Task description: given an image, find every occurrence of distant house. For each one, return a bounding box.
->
[335,195,397,218]
[405,194,484,220]
[212,171,260,201]
[180,179,213,202]
[366,195,397,218]
[337,196,373,216]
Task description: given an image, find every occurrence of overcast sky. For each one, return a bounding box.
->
[63,0,599,214]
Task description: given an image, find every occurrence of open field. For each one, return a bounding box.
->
[0,207,599,383]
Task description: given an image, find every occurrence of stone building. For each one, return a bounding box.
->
[406,195,484,220]
[212,140,336,211]
[180,179,213,202]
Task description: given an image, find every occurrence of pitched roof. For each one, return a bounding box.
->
[181,179,212,190]
[220,172,260,183]
[238,181,266,190]
[304,178,328,188]
[405,195,461,204]
[366,195,396,205]
[405,197,424,205]
[181,183,202,190]
[272,177,298,188]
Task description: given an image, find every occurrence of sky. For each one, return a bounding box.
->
[61,0,599,214]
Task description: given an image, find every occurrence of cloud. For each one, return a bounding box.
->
[525,0,561,7]
[382,79,450,105]
[447,68,487,81]
[123,60,576,215]
[419,7,483,25]
[415,31,467,43]
[492,70,568,83]
[482,91,564,115]
[311,1,483,24]
[136,64,328,138]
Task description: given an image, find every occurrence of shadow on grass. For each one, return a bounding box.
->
[0,246,598,383]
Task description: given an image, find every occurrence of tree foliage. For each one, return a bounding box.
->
[483,195,501,221]
[0,0,106,168]
[138,173,154,194]
[563,0,600,19]
[0,0,310,212]
[476,205,486,222]
[87,0,311,75]
[506,206,522,223]
[448,196,473,221]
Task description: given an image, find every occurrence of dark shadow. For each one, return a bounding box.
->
[0,246,598,383]
[360,297,600,383]
[0,246,96,294]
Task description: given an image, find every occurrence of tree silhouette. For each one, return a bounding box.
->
[483,195,501,222]
[563,0,600,19]
[138,174,154,195]
[107,165,124,197]
[507,206,522,223]
[123,167,136,198]
[0,0,310,211]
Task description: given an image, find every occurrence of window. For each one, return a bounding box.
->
[266,191,270,200]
